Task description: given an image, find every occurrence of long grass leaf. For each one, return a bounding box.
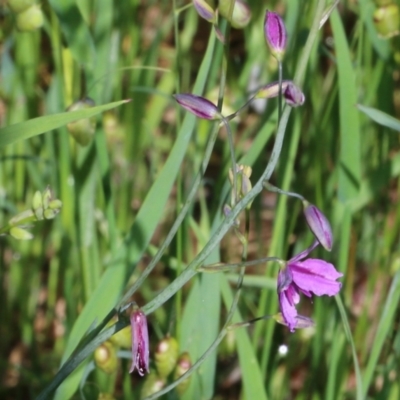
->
[0,100,129,147]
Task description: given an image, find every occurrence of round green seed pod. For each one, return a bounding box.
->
[373,4,400,39]
[66,98,97,146]
[154,336,179,378]
[140,372,165,399]
[173,352,192,396]
[94,341,118,374]
[7,0,35,13]
[16,5,44,32]
[108,324,131,349]
[218,0,251,29]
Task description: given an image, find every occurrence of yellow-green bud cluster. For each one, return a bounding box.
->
[2,187,62,240]
[7,0,44,32]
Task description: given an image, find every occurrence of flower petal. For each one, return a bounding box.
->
[290,259,343,297]
[279,290,298,332]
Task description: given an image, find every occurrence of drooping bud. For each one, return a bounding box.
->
[155,336,179,378]
[284,82,305,107]
[303,201,333,251]
[140,372,165,399]
[219,0,252,29]
[66,98,97,146]
[273,313,315,329]
[254,80,305,107]
[16,4,44,31]
[193,0,216,23]
[173,352,192,395]
[174,94,221,120]
[373,5,400,39]
[94,341,118,374]
[7,0,35,13]
[264,10,287,61]
[130,308,150,376]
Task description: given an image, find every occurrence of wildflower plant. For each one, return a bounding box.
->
[5,0,392,399]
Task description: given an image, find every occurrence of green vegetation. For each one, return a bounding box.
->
[1,1,400,399]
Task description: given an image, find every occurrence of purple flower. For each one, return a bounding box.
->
[130,309,150,376]
[264,10,287,60]
[278,242,343,332]
[284,83,305,107]
[174,93,221,120]
[303,202,333,251]
[254,80,305,107]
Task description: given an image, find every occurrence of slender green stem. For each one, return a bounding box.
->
[263,181,305,201]
[278,61,283,123]
[221,117,238,205]
[198,256,281,272]
[118,121,220,308]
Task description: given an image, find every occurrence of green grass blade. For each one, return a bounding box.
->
[48,0,96,66]
[330,9,362,201]
[0,100,129,147]
[357,104,400,132]
[220,276,268,400]
[362,269,400,397]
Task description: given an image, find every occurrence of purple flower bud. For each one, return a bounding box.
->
[254,80,291,99]
[303,202,333,251]
[284,83,305,107]
[174,93,221,120]
[254,80,305,107]
[193,0,216,23]
[264,10,287,60]
[130,309,150,376]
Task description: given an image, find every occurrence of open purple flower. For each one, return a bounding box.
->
[278,242,343,332]
[130,309,150,376]
[264,10,287,61]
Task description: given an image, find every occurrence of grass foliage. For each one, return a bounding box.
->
[1,0,400,399]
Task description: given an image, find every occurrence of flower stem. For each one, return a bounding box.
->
[263,181,305,201]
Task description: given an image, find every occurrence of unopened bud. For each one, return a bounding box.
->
[264,10,287,61]
[303,201,333,251]
[32,191,44,220]
[155,336,179,378]
[174,93,221,120]
[174,352,192,395]
[140,372,165,399]
[16,5,44,31]
[66,98,97,146]
[10,226,34,240]
[373,5,400,39]
[219,0,252,29]
[107,318,131,349]
[94,341,118,375]
[284,83,305,107]
[9,209,34,226]
[193,0,216,23]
